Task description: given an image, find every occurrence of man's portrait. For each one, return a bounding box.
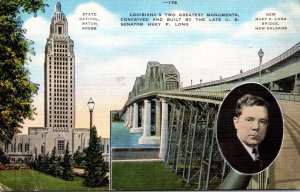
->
[217,83,283,174]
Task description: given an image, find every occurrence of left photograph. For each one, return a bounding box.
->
[0,2,109,191]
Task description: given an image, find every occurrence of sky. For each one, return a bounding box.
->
[21,0,300,138]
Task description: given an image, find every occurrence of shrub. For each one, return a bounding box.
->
[83,126,108,187]
[61,142,74,181]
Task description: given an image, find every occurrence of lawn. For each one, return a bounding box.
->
[112,161,193,190]
[0,169,108,191]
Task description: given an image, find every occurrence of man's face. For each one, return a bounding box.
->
[233,105,269,147]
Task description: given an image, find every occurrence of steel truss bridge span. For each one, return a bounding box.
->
[121,90,226,115]
[121,88,272,189]
[121,89,232,189]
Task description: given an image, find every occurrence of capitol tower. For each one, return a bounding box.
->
[44,2,75,131]
[0,2,109,163]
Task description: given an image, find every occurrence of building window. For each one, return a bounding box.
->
[25,143,29,152]
[58,26,62,34]
[41,145,44,154]
[107,145,109,154]
[101,145,104,153]
[18,143,22,152]
[11,143,16,152]
[57,140,65,151]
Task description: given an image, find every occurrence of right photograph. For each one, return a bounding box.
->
[217,83,284,175]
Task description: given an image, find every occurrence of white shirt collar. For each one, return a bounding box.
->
[237,134,258,161]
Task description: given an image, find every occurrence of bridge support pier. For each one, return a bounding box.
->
[125,106,131,127]
[130,103,143,133]
[129,105,134,128]
[159,99,168,159]
[125,106,132,128]
[124,107,129,126]
[293,74,300,94]
[139,99,160,145]
[155,100,161,137]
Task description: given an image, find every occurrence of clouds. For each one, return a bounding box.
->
[67,2,139,48]
[23,16,49,83]
[24,16,49,47]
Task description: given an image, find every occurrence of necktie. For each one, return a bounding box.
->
[252,148,263,167]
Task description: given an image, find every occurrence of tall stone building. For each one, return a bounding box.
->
[0,2,110,163]
[45,2,75,131]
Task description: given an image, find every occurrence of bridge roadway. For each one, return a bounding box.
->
[121,89,299,114]
[270,100,300,189]
[121,90,225,113]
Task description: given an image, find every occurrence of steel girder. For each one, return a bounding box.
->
[164,97,229,190]
[196,102,227,190]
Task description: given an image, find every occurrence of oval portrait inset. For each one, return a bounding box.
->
[217,83,283,174]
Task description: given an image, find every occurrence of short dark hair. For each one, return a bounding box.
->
[234,94,269,117]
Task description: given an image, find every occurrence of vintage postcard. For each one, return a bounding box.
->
[0,0,299,191]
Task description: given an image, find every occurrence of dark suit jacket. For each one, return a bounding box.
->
[219,135,272,174]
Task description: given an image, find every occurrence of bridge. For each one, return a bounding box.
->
[118,42,300,190]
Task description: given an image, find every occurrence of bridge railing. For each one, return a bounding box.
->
[158,90,228,101]
[183,41,300,90]
[161,90,300,102]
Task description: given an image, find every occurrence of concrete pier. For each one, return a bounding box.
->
[130,103,143,133]
[139,99,160,145]
[159,99,168,159]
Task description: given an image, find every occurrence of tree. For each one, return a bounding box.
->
[62,142,74,181]
[112,112,120,122]
[84,126,108,187]
[73,150,86,166]
[0,148,9,164]
[43,153,51,173]
[48,147,63,177]
[34,154,43,171]
[0,1,47,142]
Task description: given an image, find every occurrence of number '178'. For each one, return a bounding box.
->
[164,1,177,4]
